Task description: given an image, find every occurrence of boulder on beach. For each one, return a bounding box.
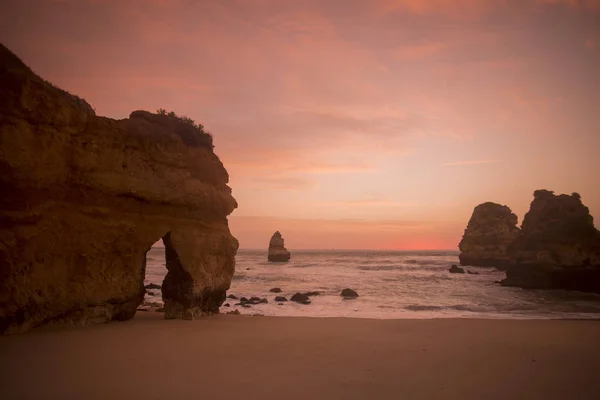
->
[501,190,600,293]
[268,231,291,262]
[340,288,359,298]
[458,202,521,270]
[449,265,465,274]
[0,45,239,334]
[290,293,311,304]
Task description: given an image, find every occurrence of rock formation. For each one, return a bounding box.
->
[501,190,600,292]
[458,202,521,269]
[0,44,238,334]
[268,231,291,262]
[340,288,359,298]
[449,265,465,274]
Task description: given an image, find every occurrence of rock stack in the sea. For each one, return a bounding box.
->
[501,190,600,293]
[268,231,291,262]
[0,44,239,334]
[458,202,521,269]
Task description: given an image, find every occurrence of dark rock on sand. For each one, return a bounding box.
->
[290,293,311,304]
[274,296,288,302]
[269,288,283,293]
[249,297,262,304]
[341,288,359,298]
[449,265,465,274]
[268,231,291,262]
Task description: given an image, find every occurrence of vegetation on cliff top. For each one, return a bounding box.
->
[155,108,214,149]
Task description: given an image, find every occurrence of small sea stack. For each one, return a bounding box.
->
[268,231,291,262]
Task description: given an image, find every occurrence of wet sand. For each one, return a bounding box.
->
[1,314,599,399]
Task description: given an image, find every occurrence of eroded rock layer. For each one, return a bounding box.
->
[0,44,238,334]
[501,190,600,292]
[458,202,521,269]
[268,231,291,262]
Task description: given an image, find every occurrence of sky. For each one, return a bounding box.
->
[1,0,599,250]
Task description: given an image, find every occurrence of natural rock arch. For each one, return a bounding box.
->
[0,44,238,334]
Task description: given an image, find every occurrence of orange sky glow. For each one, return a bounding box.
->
[2,0,599,250]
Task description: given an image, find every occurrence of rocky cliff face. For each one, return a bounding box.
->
[458,202,521,269]
[501,190,600,292]
[268,231,291,262]
[0,44,239,334]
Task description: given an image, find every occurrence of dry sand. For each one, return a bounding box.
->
[1,314,599,400]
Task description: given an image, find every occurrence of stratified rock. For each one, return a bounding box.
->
[449,265,465,274]
[458,202,521,269]
[0,45,239,334]
[340,288,359,298]
[268,231,291,262]
[290,293,311,304]
[501,190,600,292]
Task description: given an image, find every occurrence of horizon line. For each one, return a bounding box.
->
[151,245,458,252]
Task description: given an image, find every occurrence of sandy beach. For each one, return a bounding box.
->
[1,315,599,400]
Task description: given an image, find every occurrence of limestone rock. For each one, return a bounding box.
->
[458,202,521,269]
[0,45,239,334]
[449,265,465,274]
[340,288,359,298]
[501,190,600,292]
[290,293,311,304]
[268,231,291,262]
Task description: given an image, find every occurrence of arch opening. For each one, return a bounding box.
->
[138,236,168,313]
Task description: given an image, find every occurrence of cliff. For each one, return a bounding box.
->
[268,231,291,262]
[0,44,239,334]
[501,190,600,292]
[458,202,521,269]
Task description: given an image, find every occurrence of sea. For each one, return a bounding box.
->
[144,247,600,319]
